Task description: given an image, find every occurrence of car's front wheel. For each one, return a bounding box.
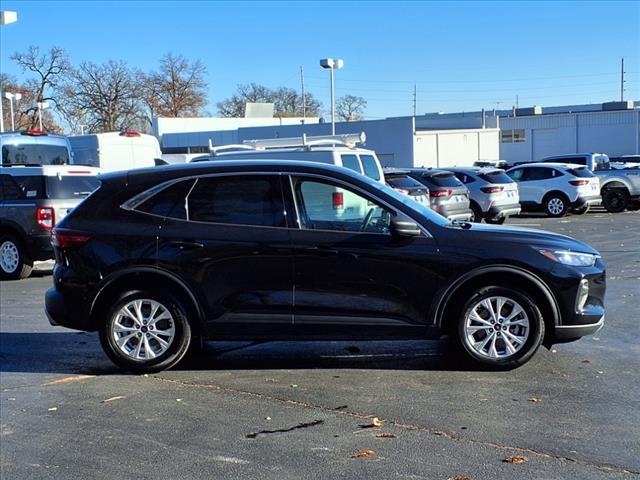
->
[455,287,545,368]
[99,290,192,373]
[0,234,33,281]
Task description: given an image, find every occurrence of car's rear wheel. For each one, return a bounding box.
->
[570,205,590,215]
[455,287,544,368]
[0,234,33,281]
[602,188,629,213]
[543,193,568,217]
[469,203,483,223]
[99,290,192,373]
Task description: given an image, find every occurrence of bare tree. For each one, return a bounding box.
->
[139,53,208,125]
[60,60,144,133]
[10,46,70,129]
[336,95,367,121]
[217,83,321,118]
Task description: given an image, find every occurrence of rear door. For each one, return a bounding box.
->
[284,174,441,339]
[154,174,294,338]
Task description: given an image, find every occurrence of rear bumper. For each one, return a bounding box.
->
[25,234,53,261]
[486,203,521,219]
[572,195,601,208]
[436,203,472,221]
[45,287,94,331]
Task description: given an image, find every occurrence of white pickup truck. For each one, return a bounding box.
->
[541,153,640,212]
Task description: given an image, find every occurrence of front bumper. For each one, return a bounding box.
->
[553,315,605,340]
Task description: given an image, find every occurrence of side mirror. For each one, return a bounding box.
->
[390,216,421,237]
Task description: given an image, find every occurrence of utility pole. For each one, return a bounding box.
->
[413,84,417,117]
[621,57,625,101]
[516,95,519,109]
[300,65,306,122]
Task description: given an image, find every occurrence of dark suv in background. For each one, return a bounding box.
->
[46,160,606,372]
[0,165,100,279]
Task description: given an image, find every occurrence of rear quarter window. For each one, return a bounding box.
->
[136,179,196,219]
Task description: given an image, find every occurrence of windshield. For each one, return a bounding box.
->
[46,176,101,199]
[2,144,69,165]
[479,170,514,184]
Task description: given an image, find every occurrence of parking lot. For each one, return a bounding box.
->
[1,210,639,480]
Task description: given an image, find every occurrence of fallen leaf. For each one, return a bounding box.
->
[528,396,542,403]
[43,375,95,386]
[376,433,397,439]
[371,417,383,427]
[101,396,126,403]
[448,476,472,480]
[503,455,528,464]
[47,407,58,412]
[351,449,376,459]
[333,405,348,410]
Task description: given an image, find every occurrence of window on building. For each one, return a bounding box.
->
[513,129,526,142]
[501,130,514,143]
[501,129,526,143]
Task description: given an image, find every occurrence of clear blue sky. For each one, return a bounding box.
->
[1,0,638,119]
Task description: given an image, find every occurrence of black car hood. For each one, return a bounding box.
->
[446,223,599,255]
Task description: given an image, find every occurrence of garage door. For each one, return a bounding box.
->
[532,128,573,161]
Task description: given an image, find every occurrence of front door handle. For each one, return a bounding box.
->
[169,240,204,251]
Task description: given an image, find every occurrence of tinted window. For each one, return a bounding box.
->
[522,167,555,181]
[1,144,69,165]
[359,154,381,181]
[479,170,514,184]
[386,175,423,188]
[453,172,475,184]
[187,175,284,227]
[46,176,101,199]
[0,175,24,200]
[137,179,196,219]
[424,173,462,187]
[293,177,391,234]
[594,155,610,171]
[567,167,595,178]
[340,154,362,174]
[6,175,46,198]
[506,169,524,181]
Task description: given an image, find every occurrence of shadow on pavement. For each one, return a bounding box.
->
[0,332,478,375]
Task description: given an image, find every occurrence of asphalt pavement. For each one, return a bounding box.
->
[1,210,639,480]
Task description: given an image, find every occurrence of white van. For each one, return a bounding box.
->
[193,133,385,184]
[69,131,162,172]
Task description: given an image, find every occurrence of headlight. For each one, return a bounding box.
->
[539,249,599,267]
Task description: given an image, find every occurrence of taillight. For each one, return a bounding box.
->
[569,180,589,186]
[430,189,452,198]
[36,207,55,231]
[52,230,91,249]
[480,186,504,194]
[332,192,344,209]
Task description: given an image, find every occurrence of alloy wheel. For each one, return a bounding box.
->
[111,299,176,361]
[547,198,564,216]
[464,296,530,359]
[0,241,20,274]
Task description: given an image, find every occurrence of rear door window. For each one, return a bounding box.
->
[522,167,555,181]
[359,154,381,181]
[340,154,363,174]
[186,175,285,227]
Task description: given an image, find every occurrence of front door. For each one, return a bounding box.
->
[285,175,441,339]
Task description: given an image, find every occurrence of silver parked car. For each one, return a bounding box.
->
[448,167,521,224]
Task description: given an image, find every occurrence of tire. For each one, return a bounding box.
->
[570,205,590,215]
[602,188,629,213]
[485,216,506,225]
[454,286,545,369]
[543,193,568,218]
[469,203,483,223]
[99,290,192,373]
[0,234,33,281]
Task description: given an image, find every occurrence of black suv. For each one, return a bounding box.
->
[45,160,606,372]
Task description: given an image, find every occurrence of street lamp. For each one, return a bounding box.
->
[320,58,344,135]
[34,101,49,131]
[0,10,19,132]
[4,92,22,131]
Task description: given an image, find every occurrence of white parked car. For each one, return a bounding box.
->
[506,163,601,217]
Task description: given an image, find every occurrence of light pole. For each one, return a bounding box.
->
[320,58,344,135]
[34,101,49,131]
[0,11,19,133]
[4,92,22,131]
